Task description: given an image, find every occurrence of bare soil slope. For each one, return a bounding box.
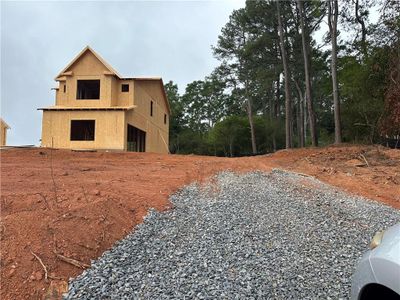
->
[1,145,398,299]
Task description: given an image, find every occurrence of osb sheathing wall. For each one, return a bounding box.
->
[41,110,125,150]
[112,78,134,107]
[125,80,169,153]
[0,121,8,146]
[55,51,134,108]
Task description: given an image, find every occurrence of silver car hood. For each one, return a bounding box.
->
[369,223,400,294]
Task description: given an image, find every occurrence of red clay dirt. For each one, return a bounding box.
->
[1,145,399,299]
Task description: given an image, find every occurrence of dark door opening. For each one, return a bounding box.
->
[127,124,146,152]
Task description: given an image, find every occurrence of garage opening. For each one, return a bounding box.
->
[76,80,100,99]
[70,120,95,141]
[127,124,146,152]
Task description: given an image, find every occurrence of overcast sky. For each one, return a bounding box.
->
[1,0,245,146]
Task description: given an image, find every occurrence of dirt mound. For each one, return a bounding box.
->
[1,145,398,299]
[271,145,400,207]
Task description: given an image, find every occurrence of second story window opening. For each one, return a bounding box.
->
[121,84,129,92]
[77,80,100,100]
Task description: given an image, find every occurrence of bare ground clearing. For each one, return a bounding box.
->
[1,145,399,299]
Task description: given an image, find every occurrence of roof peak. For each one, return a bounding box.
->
[55,46,122,80]
[1,118,10,129]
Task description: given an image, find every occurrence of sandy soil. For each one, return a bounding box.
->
[1,145,399,299]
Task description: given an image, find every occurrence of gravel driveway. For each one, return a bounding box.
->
[65,170,400,299]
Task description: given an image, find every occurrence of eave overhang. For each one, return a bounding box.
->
[38,105,136,111]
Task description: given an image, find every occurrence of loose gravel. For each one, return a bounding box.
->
[65,170,400,299]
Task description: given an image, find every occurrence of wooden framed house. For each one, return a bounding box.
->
[39,46,170,153]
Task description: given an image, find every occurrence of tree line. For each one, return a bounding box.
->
[166,0,400,156]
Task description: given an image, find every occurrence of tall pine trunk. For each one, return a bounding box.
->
[277,0,292,149]
[268,80,274,152]
[245,80,257,154]
[271,79,277,152]
[294,80,305,147]
[273,75,280,152]
[297,0,318,147]
[328,0,342,144]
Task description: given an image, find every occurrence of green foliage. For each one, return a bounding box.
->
[208,115,249,156]
[375,1,400,140]
[207,115,286,157]
[165,81,186,153]
[165,0,399,156]
[181,76,232,132]
[173,128,211,155]
[339,48,388,143]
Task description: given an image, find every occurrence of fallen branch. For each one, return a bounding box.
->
[81,186,89,203]
[35,193,51,210]
[50,138,59,204]
[358,153,370,167]
[30,251,48,281]
[54,252,89,269]
[49,275,64,280]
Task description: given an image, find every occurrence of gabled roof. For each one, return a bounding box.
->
[55,46,122,80]
[53,46,171,115]
[1,118,10,129]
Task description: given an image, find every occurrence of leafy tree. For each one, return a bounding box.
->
[181,80,210,133]
[181,76,232,132]
[339,55,385,143]
[175,128,210,155]
[209,116,249,157]
[163,0,398,157]
[164,81,185,153]
[376,0,400,145]
[213,8,258,154]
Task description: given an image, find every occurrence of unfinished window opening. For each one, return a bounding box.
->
[63,84,66,93]
[76,80,100,99]
[70,120,95,141]
[121,84,129,92]
[150,101,153,117]
[164,114,167,124]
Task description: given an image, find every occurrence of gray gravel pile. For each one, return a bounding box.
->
[65,170,400,299]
